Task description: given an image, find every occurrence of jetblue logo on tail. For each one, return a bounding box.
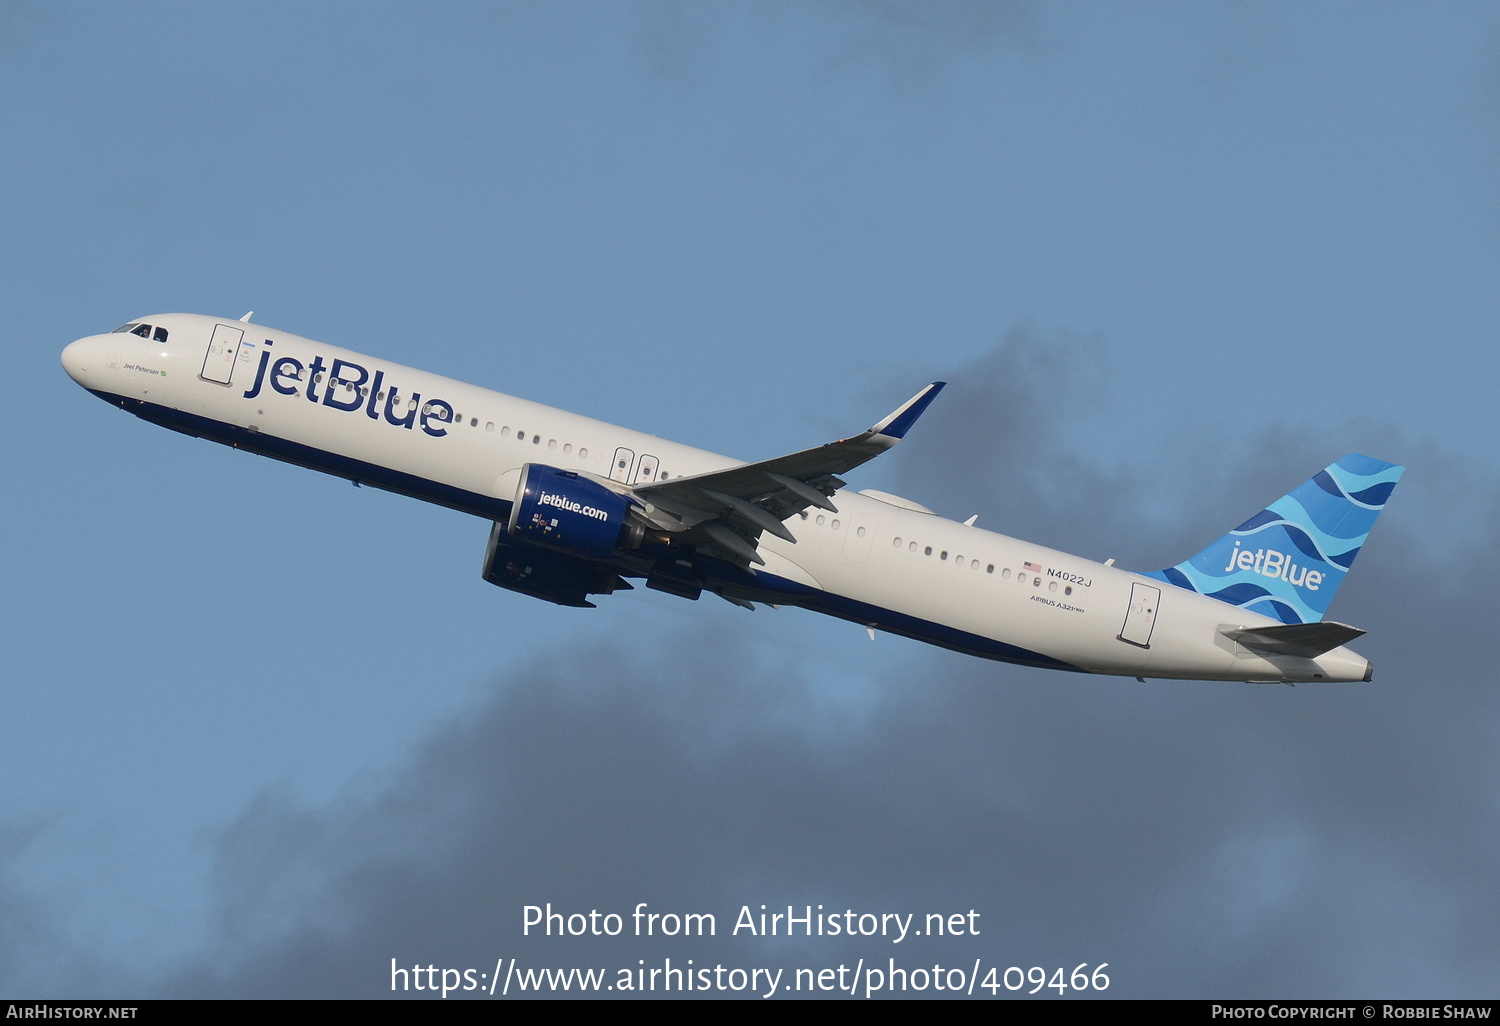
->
[1222,540,1325,591]
[1147,454,1403,625]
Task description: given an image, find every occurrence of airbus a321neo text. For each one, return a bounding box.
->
[62,313,1403,683]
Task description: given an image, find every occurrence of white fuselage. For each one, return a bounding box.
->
[61,313,1374,683]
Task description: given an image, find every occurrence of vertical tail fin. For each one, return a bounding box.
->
[1146,454,1403,625]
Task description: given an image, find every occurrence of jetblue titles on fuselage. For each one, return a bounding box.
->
[241,342,454,437]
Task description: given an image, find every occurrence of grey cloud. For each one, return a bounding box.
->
[0,823,101,996]
[887,322,1123,555]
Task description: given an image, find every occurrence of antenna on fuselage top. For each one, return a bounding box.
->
[239,311,254,322]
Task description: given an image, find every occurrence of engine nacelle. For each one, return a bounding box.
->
[482,521,623,607]
[508,463,635,557]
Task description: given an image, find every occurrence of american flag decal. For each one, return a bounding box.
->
[1023,561,1042,573]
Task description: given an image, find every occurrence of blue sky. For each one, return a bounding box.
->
[4,1,1498,998]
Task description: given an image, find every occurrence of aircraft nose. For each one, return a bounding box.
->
[61,336,101,386]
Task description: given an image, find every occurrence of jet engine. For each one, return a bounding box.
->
[481,520,629,607]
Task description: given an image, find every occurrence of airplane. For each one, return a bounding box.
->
[61,312,1403,684]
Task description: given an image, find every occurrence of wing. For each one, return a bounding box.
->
[632,382,945,566]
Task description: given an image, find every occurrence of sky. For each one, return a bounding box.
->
[3,0,1499,999]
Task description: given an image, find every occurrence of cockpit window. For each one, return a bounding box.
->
[110,321,168,342]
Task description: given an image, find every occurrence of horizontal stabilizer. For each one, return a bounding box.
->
[1221,621,1366,658]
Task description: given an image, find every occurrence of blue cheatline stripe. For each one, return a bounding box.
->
[101,391,1084,672]
[798,587,1085,670]
[95,391,513,522]
[698,556,1084,671]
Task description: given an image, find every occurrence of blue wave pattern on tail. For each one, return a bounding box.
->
[1144,454,1404,625]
